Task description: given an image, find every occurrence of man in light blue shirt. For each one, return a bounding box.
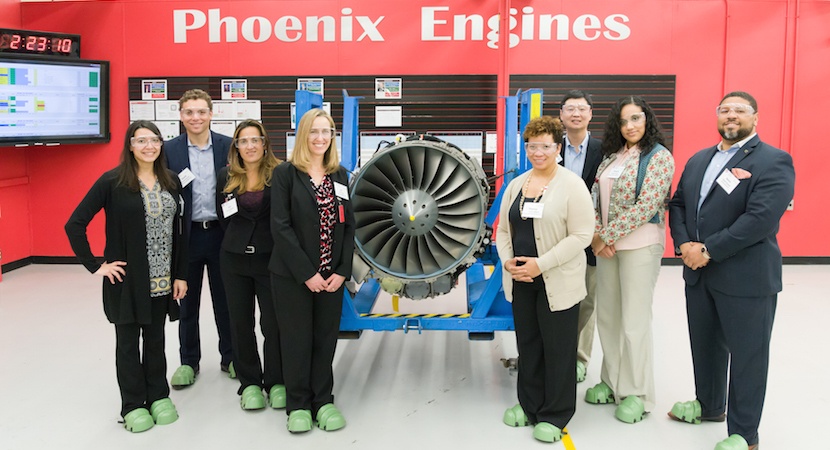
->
[559,90,604,383]
[164,89,235,388]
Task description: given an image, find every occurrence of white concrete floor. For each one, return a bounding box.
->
[0,264,827,450]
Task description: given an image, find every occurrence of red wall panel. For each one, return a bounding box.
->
[11,0,828,259]
[0,0,21,28]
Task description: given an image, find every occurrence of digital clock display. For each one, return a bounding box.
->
[0,28,81,58]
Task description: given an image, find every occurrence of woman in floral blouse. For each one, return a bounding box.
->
[269,109,354,434]
[585,96,675,425]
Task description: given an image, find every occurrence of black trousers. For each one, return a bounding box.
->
[179,225,233,368]
[220,250,283,394]
[114,296,169,418]
[271,273,342,416]
[512,279,579,429]
[686,274,777,446]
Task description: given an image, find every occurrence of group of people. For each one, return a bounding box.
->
[64,87,794,450]
[497,90,794,450]
[65,89,354,435]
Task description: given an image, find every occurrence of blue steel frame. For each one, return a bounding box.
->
[338,89,542,339]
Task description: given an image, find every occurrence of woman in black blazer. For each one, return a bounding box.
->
[217,120,284,410]
[269,109,355,434]
[65,121,187,433]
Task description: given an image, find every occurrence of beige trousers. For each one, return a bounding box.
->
[576,265,597,365]
[595,244,662,412]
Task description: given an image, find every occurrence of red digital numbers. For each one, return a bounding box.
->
[0,31,77,55]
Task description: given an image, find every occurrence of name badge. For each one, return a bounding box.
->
[716,169,740,195]
[334,182,349,200]
[221,197,238,218]
[521,202,544,219]
[606,165,624,179]
[178,168,195,187]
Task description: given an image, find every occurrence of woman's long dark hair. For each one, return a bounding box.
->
[116,120,177,191]
[600,96,669,158]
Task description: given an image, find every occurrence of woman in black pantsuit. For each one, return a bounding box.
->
[217,120,284,411]
[269,109,354,434]
[65,120,188,433]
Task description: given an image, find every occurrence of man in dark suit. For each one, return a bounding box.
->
[667,91,795,450]
[559,90,603,383]
[164,89,234,387]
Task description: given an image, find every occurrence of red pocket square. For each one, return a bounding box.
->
[731,168,752,180]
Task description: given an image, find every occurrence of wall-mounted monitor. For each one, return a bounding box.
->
[0,55,109,147]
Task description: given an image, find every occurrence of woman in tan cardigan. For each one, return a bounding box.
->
[496,116,595,443]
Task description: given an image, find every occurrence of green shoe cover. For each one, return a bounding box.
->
[714,434,750,450]
[670,399,702,424]
[316,403,346,431]
[585,381,615,404]
[615,396,646,424]
[124,408,154,433]
[150,398,179,425]
[240,385,266,410]
[502,404,530,427]
[287,409,312,433]
[576,360,587,383]
[269,384,286,409]
[228,362,237,379]
[532,422,563,443]
[171,365,196,388]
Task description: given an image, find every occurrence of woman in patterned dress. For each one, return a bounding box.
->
[65,120,188,433]
[269,109,354,434]
[585,96,675,424]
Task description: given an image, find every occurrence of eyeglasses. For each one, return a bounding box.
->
[526,143,557,153]
[180,108,211,118]
[620,113,646,127]
[234,136,266,147]
[130,136,162,148]
[716,103,755,117]
[562,104,591,114]
[310,128,335,138]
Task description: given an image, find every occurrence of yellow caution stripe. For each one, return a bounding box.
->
[562,427,575,450]
[360,313,471,319]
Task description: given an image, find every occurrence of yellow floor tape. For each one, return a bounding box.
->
[562,427,575,450]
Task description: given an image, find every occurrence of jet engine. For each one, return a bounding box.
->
[350,136,492,299]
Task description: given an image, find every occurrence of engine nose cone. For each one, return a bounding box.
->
[392,190,438,237]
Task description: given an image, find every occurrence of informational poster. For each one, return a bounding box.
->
[375,106,402,127]
[375,78,402,99]
[235,100,261,120]
[141,79,167,100]
[485,132,498,154]
[297,78,324,98]
[154,100,180,121]
[221,79,247,100]
[210,120,236,137]
[290,102,331,129]
[212,100,235,120]
[153,121,180,140]
[129,101,155,121]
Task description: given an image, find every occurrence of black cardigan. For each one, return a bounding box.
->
[65,169,188,324]
[269,163,355,284]
[216,166,273,254]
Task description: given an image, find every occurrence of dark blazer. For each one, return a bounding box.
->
[560,135,603,266]
[216,166,273,255]
[164,131,232,230]
[65,169,188,324]
[668,134,795,297]
[269,163,355,284]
